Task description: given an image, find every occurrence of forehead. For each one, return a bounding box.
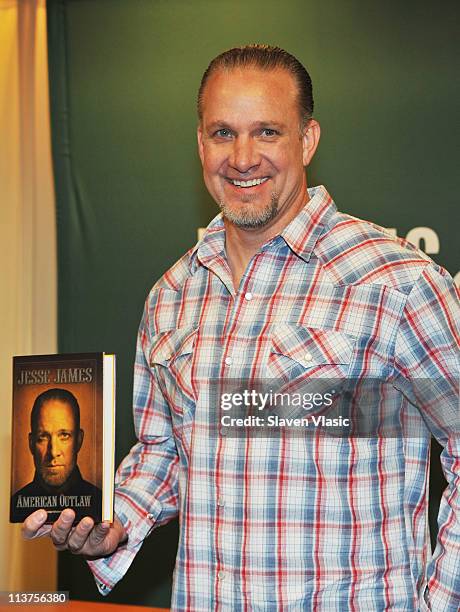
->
[200,67,299,123]
[36,400,76,429]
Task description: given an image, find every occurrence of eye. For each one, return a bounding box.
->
[260,128,279,137]
[59,432,72,441]
[213,128,233,139]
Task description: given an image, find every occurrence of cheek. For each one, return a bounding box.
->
[203,159,219,176]
[280,139,303,166]
[64,443,75,459]
[203,146,227,173]
[34,445,46,460]
[269,146,293,172]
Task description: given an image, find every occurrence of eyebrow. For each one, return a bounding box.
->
[36,428,73,435]
[206,120,286,131]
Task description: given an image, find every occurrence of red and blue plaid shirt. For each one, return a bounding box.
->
[89,186,460,611]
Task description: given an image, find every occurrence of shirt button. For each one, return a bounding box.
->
[244,292,253,301]
[224,356,233,366]
[147,513,155,520]
[217,498,226,507]
[304,352,313,363]
[217,570,226,580]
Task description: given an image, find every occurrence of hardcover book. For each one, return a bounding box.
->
[10,352,115,524]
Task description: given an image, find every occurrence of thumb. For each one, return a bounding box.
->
[34,524,53,538]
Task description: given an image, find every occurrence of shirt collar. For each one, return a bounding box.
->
[190,211,226,271]
[190,185,337,271]
[279,185,337,262]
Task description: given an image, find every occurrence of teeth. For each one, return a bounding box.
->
[231,177,269,187]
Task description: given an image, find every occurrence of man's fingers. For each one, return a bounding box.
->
[67,519,111,555]
[22,510,49,540]
[88,522,111,548]
[65,517,94,553]
[21,509,115,557]
[49,509,75,548]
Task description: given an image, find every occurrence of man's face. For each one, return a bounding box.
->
[197,67,319,230]
[29,400,83,489]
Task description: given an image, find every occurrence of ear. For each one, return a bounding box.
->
[76,429,84,453]
[302,119,321,166]
[197,124,205,165]
[28,432,33,454]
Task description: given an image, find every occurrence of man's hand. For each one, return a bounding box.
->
[22,509,127,558]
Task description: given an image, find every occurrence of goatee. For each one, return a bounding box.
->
[219,192,279,229]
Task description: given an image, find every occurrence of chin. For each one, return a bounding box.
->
[44,478,66,488]
[220,196,279,229]
[40,471,69,488]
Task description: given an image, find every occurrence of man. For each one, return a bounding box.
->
[13,388,102,521]
[23,45,459,610]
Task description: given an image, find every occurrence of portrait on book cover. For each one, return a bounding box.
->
[10,358,103,522]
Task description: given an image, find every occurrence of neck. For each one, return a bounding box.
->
[224,187,310,291]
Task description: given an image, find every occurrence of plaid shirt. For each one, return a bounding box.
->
[89,186,460,611]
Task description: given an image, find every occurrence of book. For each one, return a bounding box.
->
[10,352,115,525]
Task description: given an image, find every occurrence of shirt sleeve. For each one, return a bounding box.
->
[87,299,180,594]
[393,264,460,611]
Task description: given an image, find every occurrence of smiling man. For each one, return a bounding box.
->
[196,55,319,292]
[197,66,317,230]
[23,45,459,611]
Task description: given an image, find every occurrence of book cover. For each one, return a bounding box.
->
[10,352,115,524]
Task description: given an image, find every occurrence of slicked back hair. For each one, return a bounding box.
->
[30,388,81,433]
[197,44,314,127]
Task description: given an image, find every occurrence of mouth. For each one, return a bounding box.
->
[226,176,270,189]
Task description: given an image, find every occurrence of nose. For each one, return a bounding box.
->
[229,135,260,174]
[46,435,62,459]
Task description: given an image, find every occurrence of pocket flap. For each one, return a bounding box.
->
[271,324,354,367]
[149,326,197,366]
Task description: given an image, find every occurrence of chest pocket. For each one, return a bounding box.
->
[149,326,197,365]
[268,323,354,383]
[149,326,197,412]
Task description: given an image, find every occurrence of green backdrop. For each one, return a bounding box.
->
[47,0,459,606]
